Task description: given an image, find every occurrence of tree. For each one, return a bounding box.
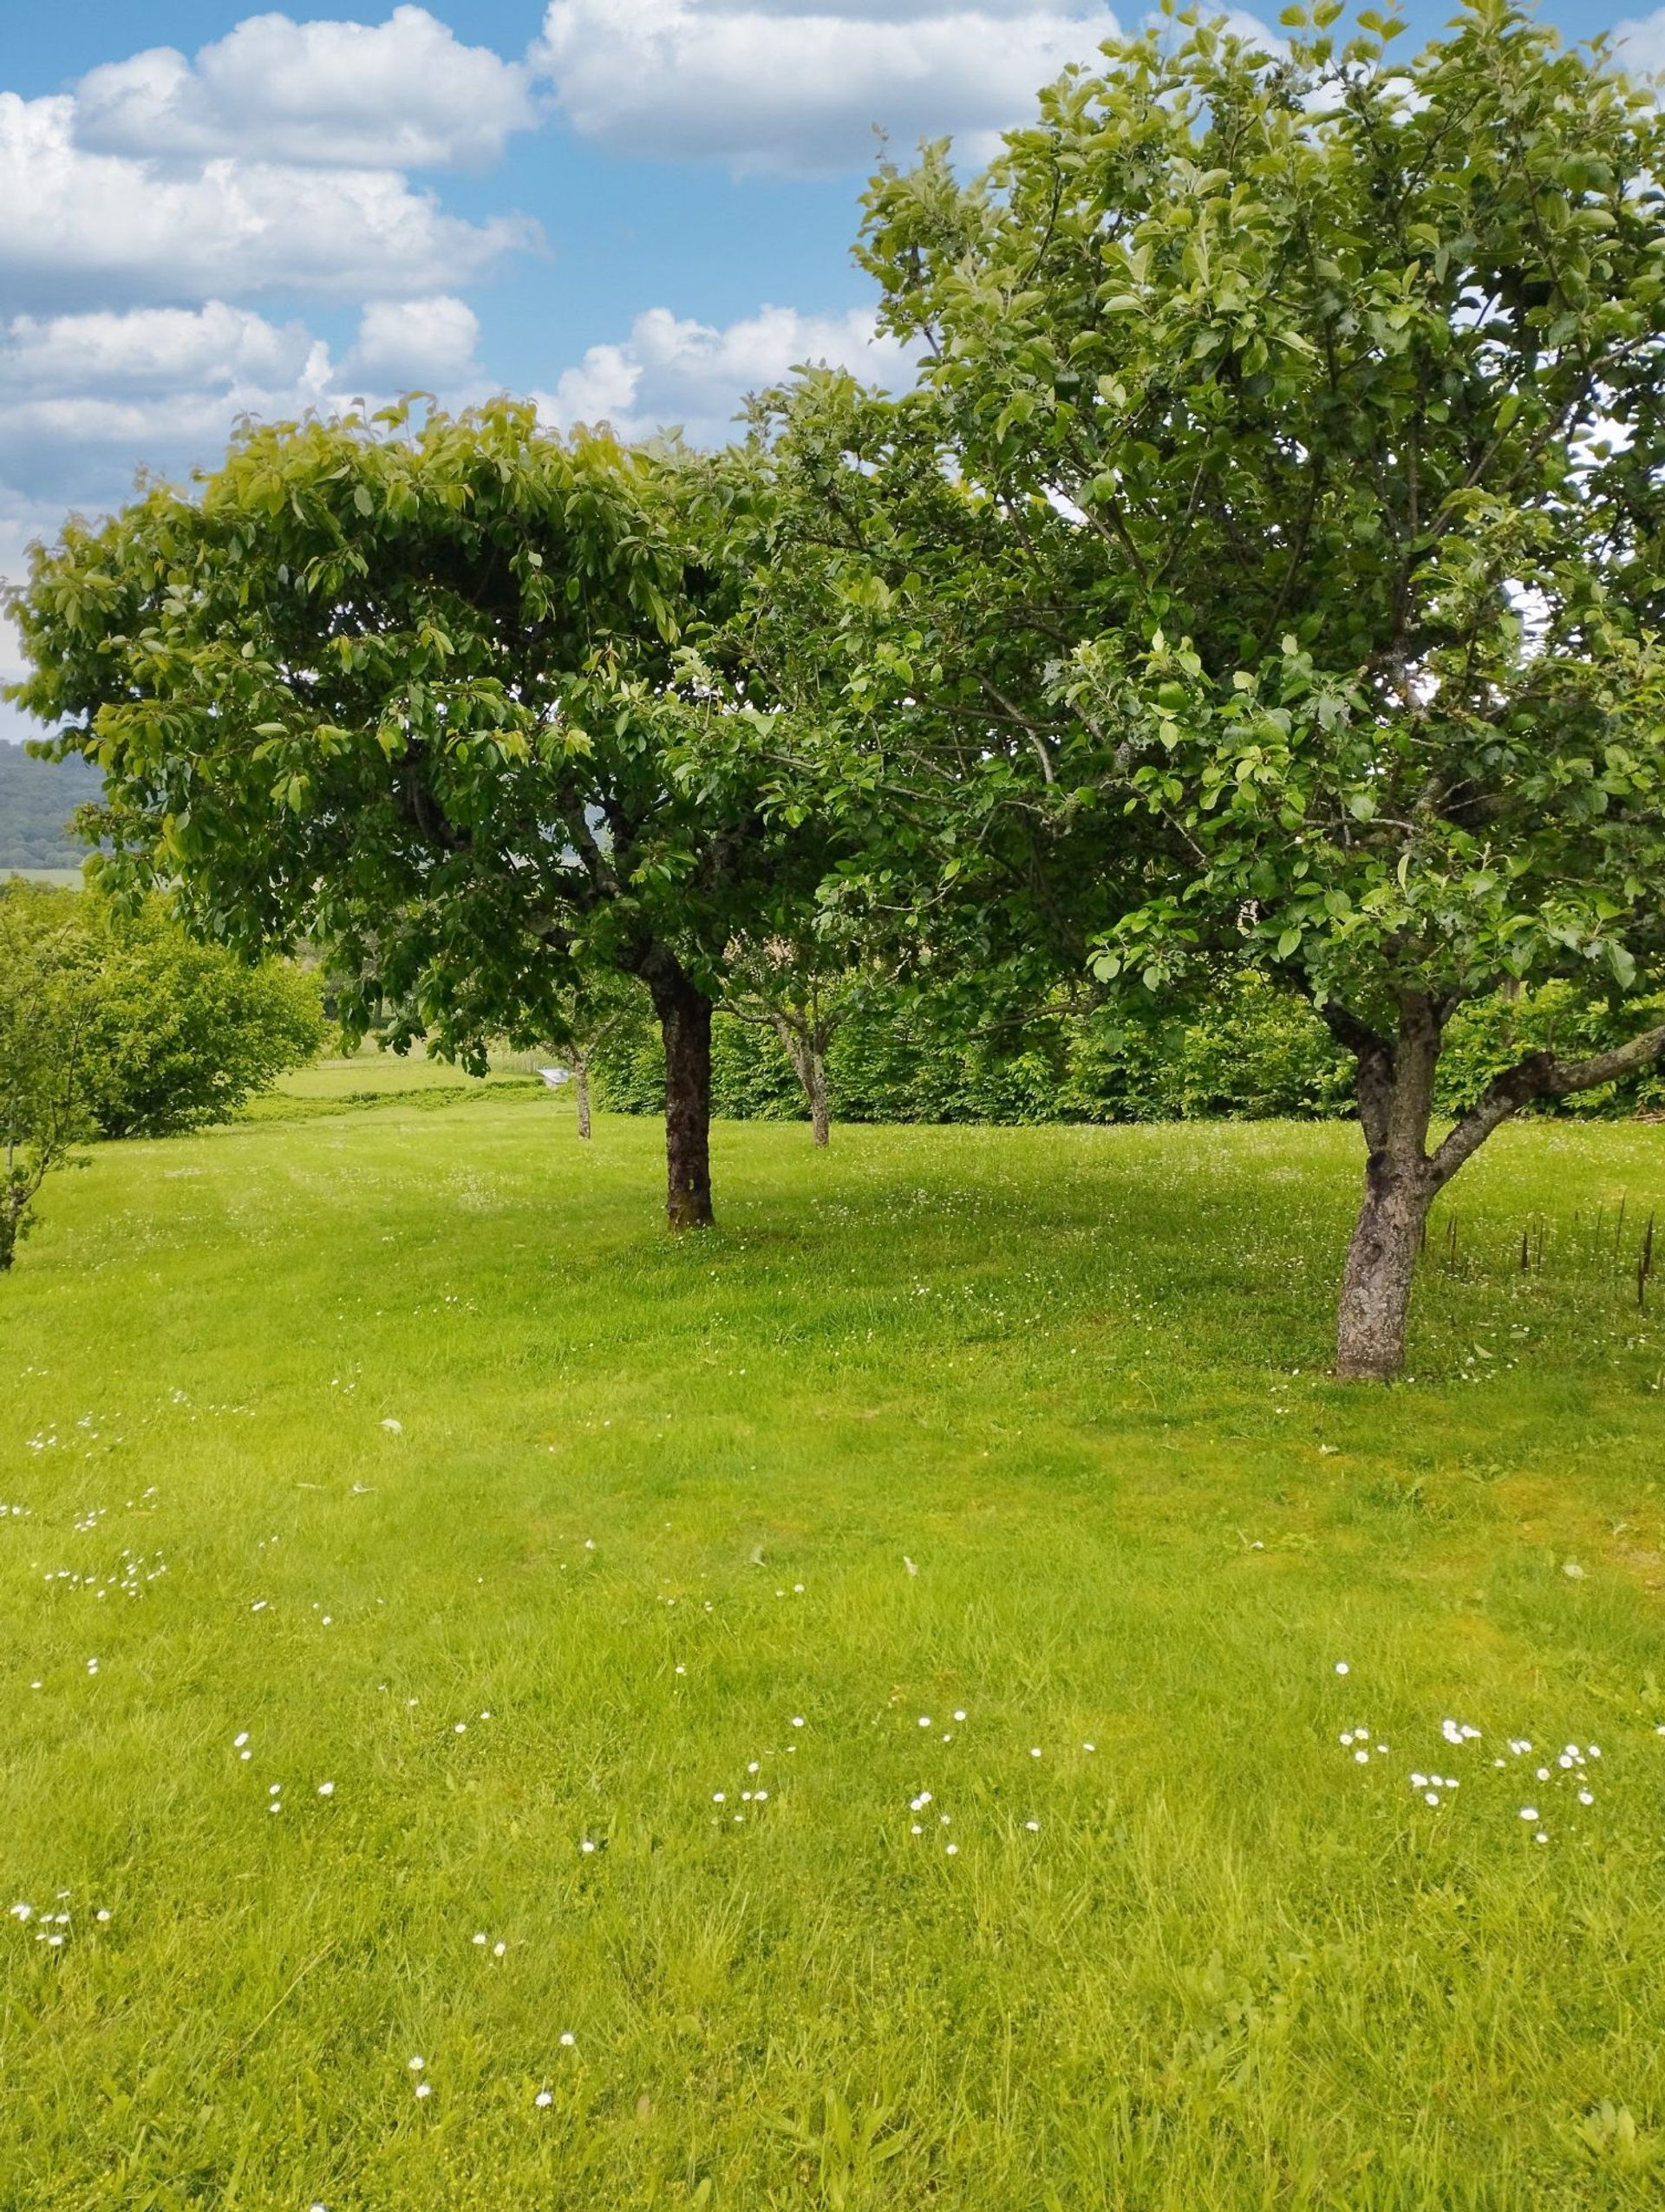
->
[9,401,832,1230]
[0,884,95,1271]
[542,968,641,1142]
[722,923,880,1146]
[79,896,324,1138]
[832,1,1665,1377]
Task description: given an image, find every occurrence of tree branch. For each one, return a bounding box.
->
[1428,1021,1665,1190]
[1317,1002,1395,1153]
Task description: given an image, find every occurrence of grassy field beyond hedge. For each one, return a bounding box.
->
[3,1074,1664,2209]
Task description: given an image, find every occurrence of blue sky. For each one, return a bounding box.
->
[2,0,1659,734]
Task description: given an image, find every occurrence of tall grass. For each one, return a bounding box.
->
[2,1082,1662,2208]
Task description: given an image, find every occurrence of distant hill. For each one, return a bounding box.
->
[0,743,102,870]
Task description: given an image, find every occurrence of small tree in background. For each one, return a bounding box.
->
[545,968,642,1142]
[722,922,880,1146]
[842,0,1665,1377]
[0,884,94,1271]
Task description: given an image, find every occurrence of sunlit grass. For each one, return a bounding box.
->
[2,1083,1663,2208]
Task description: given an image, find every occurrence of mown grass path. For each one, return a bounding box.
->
[3,1081,1663,2208]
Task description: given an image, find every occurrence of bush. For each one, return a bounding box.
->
[79,899,326,1137]
[589,969,1663,1127]
[1,885,325,1142]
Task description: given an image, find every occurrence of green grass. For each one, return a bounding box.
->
[3,1084,1664,2209]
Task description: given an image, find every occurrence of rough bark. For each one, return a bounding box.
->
[1335,1157,1435,1380]
[573,1055,592,1143]
[644,954,715,1230]
[1324,1001,1665,1381]
[1329,993,1441,1383]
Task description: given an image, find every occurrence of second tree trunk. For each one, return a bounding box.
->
[650,965,715,1229]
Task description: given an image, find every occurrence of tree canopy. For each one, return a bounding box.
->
[10,399,840,1228]
[755,0,1665,1374]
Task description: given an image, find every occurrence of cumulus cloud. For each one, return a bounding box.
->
[75,7,538,172]
[0,293,486,725]
[534,301,916,443]
[0,92,536,315]
[347,296,483,388]
[533,0,1122,175]
[0,298,486,508]
[1613,7,1665,75]
[1,302,319,395]
[0,303,346,502]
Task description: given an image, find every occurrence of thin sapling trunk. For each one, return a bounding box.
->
[771,1013,832,1146]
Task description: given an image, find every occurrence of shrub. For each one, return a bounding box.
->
[590,970,1662,1128]
[78,898,326,1138]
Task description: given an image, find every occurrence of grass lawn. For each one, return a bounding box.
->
[3,1078,1663,2209]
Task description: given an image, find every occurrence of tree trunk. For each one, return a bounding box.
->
[646,957,714,1230]
[772,1015,831,1147]
[807,1053,830,1148]
[1328,992,1443,1383]
[1322,993,1665,1382]
[574,1055,592,1142]
[1335,1158,1433,1380]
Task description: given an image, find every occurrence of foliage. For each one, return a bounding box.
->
[75,897,325,1139]
[594,971,1663,1128]
[3,1086,1663,2204]
[0,744,100,870]
[777,0,1665,1373]
[7,400,832,1062]
[853,2,1665,1026]
[0,882,323,1269]
[0,882,95,1269]
[7,397,864,1227]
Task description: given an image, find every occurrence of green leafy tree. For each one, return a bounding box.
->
[539,967,643,1142]
[0,884,95,1271]
[9,401,830,1230]
[838,1,1665,1377]
[78,897,324,1139]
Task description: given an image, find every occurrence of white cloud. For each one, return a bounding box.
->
[347,296,482,388]
[1614,7,1665,75]
[534,0,1121,175]
[0,91,535,314]
[534,301,916,443]
[0,298,494,505]
[0,304,346,504]
[1,302,317,395]
[75,8,537,172]
[0,294,485,728]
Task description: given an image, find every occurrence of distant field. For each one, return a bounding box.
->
[3,867,84,889]
[241,1049,552,1122]
[2,1099,1663,2208]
